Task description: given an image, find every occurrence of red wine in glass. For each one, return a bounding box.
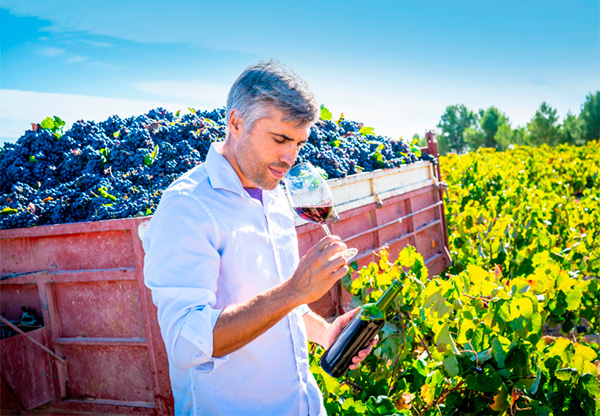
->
[284,162,357,261]
[294,205,333,224]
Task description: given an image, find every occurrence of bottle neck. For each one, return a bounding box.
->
[374,280,402,312]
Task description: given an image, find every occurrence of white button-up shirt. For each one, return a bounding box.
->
[142,143,325,416]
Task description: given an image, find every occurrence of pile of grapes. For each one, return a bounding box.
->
[0,108,430,229]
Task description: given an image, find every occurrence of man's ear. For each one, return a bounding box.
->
[227,109,243,140]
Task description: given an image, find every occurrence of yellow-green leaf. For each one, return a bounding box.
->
[513,297,534,319]
[360,126,375,136]
[574,343,598,362]
[40,117,55,130]
[320,104,332,121]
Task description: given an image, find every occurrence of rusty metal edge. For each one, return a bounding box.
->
[0,217,149,239]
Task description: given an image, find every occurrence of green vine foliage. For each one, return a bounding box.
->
[441,142,600,332]
[309,141,600,415]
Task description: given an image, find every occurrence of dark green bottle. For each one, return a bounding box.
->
[320,280,402,377]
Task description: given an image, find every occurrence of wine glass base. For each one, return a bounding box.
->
[342,248,358,262]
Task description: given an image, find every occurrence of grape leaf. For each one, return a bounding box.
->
[435,323,459,355]
[360,126,375,136]
[320,105,332,121]
[489,382,508,412]
[443,353,460,377]
[530,367,542,395]
[573,343,597,362]
[40,117,55,130]
[555,367,578,382]
[505,345,528,370]
[513,297,534,319]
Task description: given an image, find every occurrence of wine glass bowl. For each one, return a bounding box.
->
[284,162,358,261]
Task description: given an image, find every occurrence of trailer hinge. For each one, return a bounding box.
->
[374,192,383,208]
[432,176,449,200]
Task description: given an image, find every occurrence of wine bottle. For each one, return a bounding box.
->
[320,280,402,378]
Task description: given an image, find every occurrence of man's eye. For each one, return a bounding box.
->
[273,138,285,144]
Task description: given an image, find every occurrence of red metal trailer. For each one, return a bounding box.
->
[0,132,450,414]
[0,217,173,415]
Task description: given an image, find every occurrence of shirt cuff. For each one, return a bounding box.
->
[176,307,228,372]
[296,303,311,316]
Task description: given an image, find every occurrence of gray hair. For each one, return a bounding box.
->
[226,61,319,133]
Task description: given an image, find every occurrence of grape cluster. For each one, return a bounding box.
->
[0,107,431,229]
[296,119,423,178]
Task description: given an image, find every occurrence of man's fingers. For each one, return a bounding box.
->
[322,248,349,282]
[314,234,346,256]
[351,335,379,368]
[314,235,341,251]
[332,264,349,280]
[322,242,348,263]
[338,308,359,326]
[308,236,348,277]
[353,351,367,363]
[357,344,374,357]
[346,334,379,372]
[347,308,359,317]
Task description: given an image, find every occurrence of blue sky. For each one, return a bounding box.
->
[1,1,598,144]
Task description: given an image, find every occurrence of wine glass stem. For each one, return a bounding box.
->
[321,222,358,261]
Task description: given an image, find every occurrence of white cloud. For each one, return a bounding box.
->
[34,45,110,68]
[65,55,88,63]
[80,40,115,48]
[0,89,193,143]
[37,46,66,57]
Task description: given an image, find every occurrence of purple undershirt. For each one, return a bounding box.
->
[244,187,263,204]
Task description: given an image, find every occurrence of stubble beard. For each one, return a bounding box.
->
[234,137,280,191]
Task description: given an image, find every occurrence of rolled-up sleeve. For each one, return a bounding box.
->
[296,304,311,316]
[142,193,227,371]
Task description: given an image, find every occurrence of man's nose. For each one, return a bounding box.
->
[280,144,298,166]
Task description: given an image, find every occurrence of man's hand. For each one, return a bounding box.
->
[287,235,349,305]
[322,308,379,371]
[213,235,347,357]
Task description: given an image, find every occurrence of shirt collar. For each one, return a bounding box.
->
[204,142,245,195]
[204,142,284,201]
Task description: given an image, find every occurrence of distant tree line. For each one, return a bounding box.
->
[414,91,599,155]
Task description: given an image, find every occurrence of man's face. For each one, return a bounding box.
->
[228,106,310,190]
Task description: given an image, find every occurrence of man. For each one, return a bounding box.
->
[142,61,376,415]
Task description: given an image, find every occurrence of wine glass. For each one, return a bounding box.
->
[284,162,358,261]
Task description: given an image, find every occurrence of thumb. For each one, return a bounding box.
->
[337,307,359,327]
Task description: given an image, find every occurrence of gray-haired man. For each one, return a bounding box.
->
[143,61,376,415]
